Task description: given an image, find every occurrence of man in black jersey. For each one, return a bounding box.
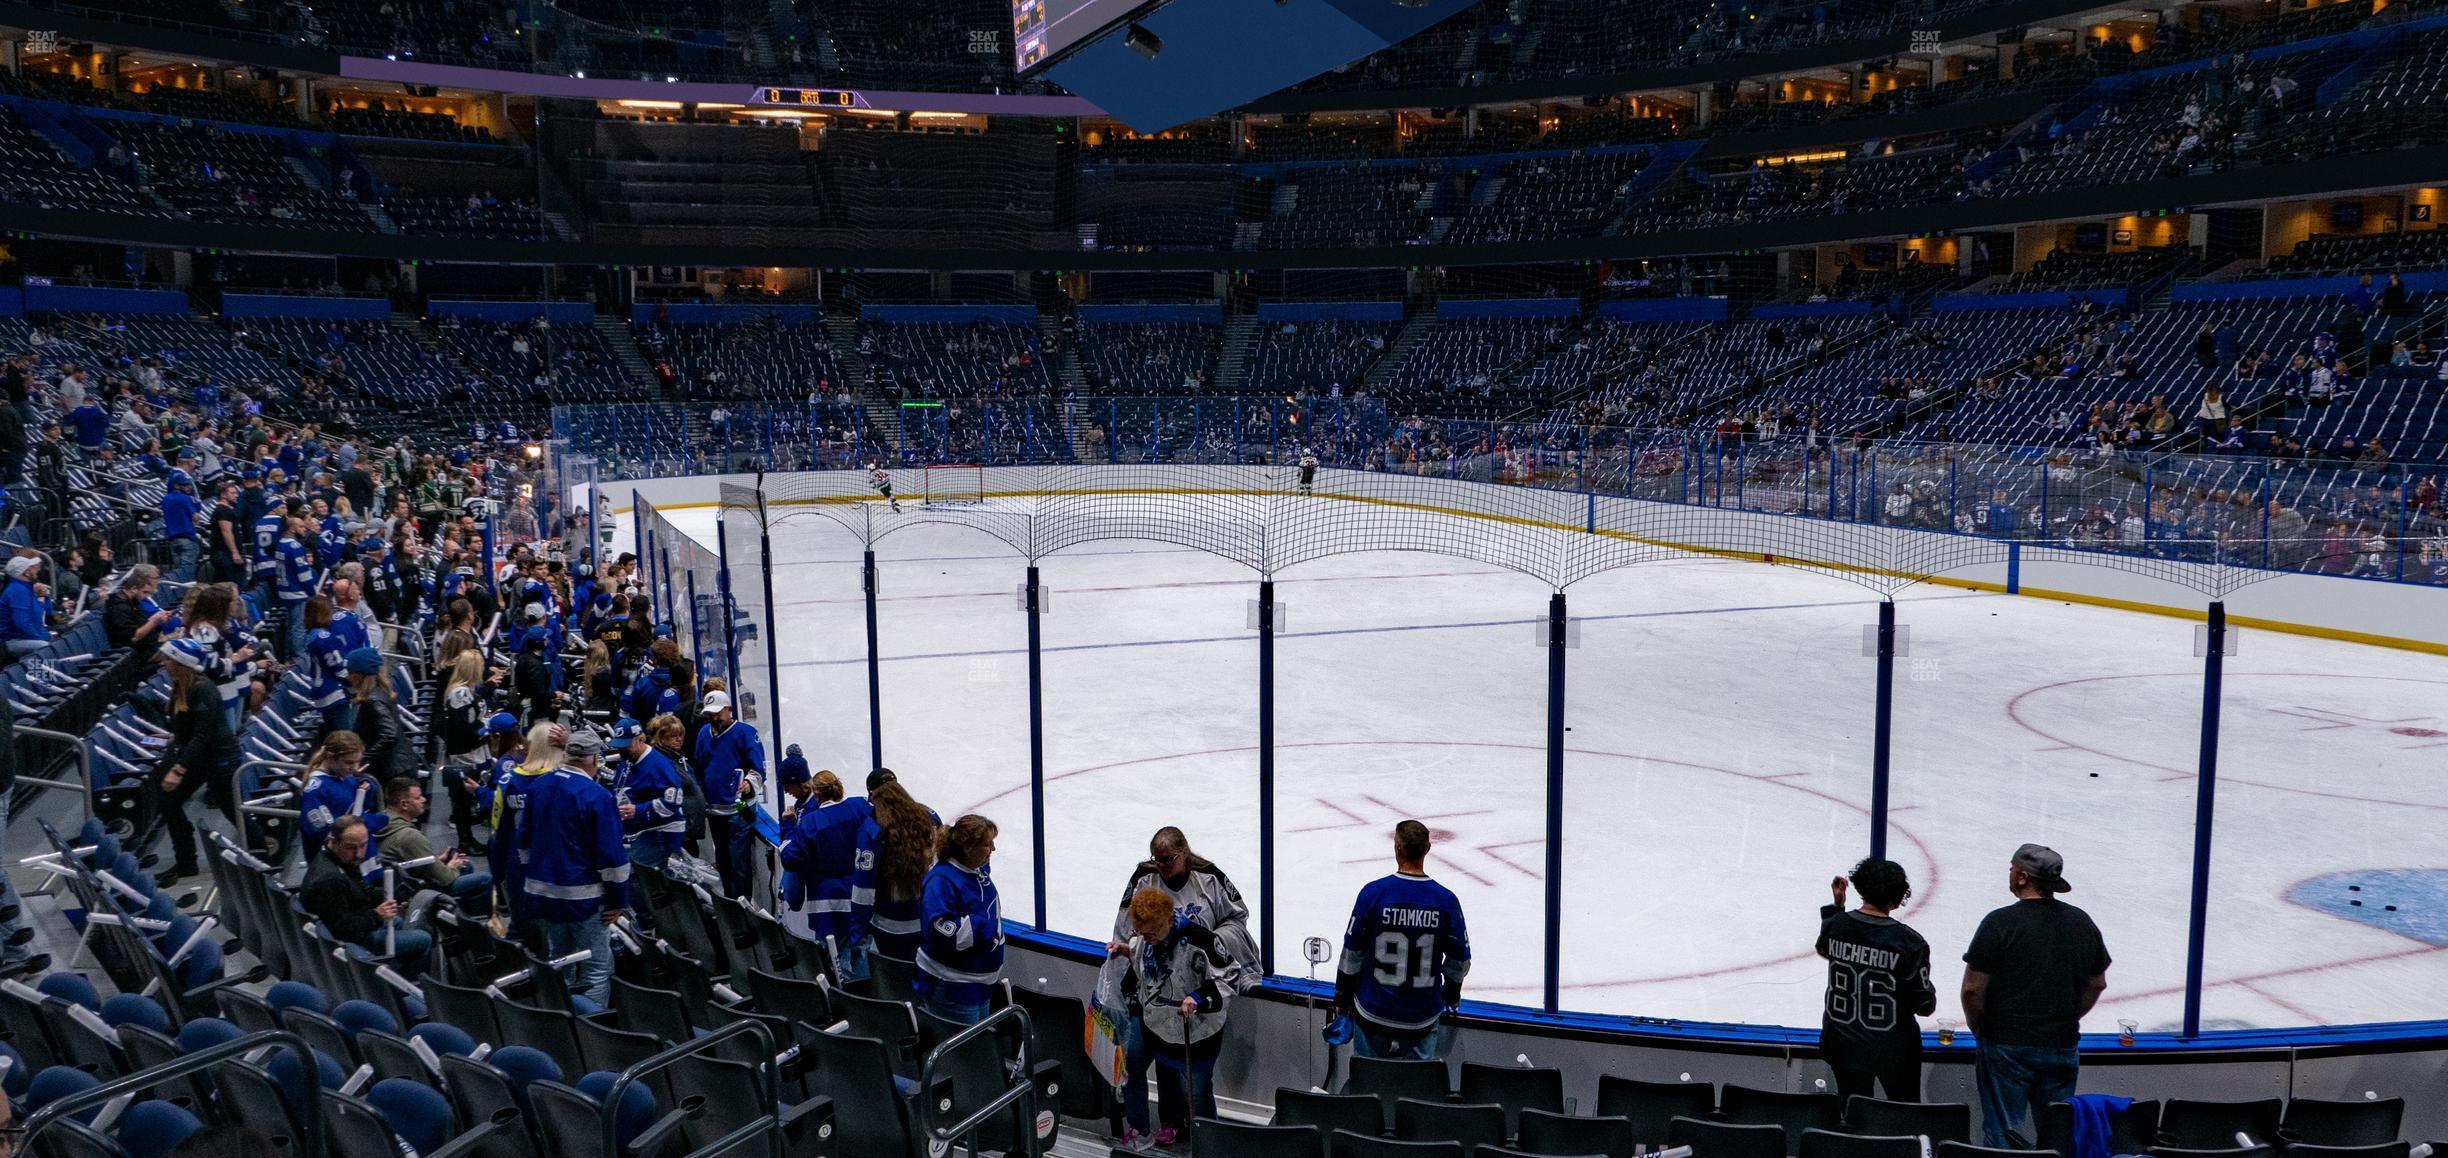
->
[1817,857,1936,1101]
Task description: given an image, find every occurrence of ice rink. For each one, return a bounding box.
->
[643,499,2448,1034]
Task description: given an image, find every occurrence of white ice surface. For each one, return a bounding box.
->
[639,501,2448,1032]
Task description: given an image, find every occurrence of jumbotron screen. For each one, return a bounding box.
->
[1012,0,1149,72]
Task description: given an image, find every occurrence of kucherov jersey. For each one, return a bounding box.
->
[1340,872,1471,1031]
[1815,904,1937,1049]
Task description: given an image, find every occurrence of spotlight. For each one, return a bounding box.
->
[1123,23,1162,59]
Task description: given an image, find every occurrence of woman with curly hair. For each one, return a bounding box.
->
[849,770,939,966]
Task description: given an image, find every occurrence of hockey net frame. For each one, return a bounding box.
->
[922,463,986,506]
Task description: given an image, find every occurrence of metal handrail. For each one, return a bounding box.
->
[68,485,149,514]
[21,1030,325,1153]
[917,1004,1041,1156]
[600,1017,778,1158]
[14,724,94,820]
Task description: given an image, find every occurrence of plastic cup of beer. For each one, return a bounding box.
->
[2119,1019,2138,1047]
[1936,1017,1958,1046]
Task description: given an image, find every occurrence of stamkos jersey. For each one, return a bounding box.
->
[1815,905,1937,1050]
[1339,872,1471,1031]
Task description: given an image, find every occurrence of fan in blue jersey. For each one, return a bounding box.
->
[915,814,1004,1027]
[159,469,202,579]
[850,770,942,965]
[274,515,319,661]
[1334,820,1471,1061]
[249,494,287,615]
[488,722,566,939]
[691,691,764,901]
[777,766,872,979]
[611,715,688,927]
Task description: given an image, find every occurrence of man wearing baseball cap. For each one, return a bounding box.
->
[1961,843,2111,1148]
[160,468,202,580]
[0,555,50,657]
[612,716,688,922]
[691,690,763,901]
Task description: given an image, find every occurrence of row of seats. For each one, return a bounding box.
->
[109,121,370,230]
[1203,1062,2418,1158]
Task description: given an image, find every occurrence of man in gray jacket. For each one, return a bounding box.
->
[377,778,493,917]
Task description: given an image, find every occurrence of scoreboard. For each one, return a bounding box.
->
[754,88,859,108]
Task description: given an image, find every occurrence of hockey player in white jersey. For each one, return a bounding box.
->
[869,465,901,512]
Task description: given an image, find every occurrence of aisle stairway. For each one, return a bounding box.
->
[1359,310,1437,395]
[593,315,658,392]
[1214,314,1259,392]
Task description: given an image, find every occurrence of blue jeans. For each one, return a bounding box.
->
[538,916,614,1008]
[915,976,991,1028]
[627,840,671,875]
[1974,1040,2080,1148]
[709,813,754,900]
[1123,1022,1217,1136]
[281,600,307,662]
[164,538,200,582]
[447,871,494,918]
[1353,1018,1445,1062]
[832,936,871,985]
[356,925,432,973]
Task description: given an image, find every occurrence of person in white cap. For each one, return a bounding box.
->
[1962,842,2111,1148]
[691,690,764,900]
[0,554,51,656]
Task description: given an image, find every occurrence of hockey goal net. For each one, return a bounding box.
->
[922,464,985,506]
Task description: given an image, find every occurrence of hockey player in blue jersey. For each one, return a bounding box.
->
[1335,820,1471,1061]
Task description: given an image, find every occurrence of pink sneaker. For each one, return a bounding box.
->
[1154,1127,1179,1149]
[1118,1129,1155,1153]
